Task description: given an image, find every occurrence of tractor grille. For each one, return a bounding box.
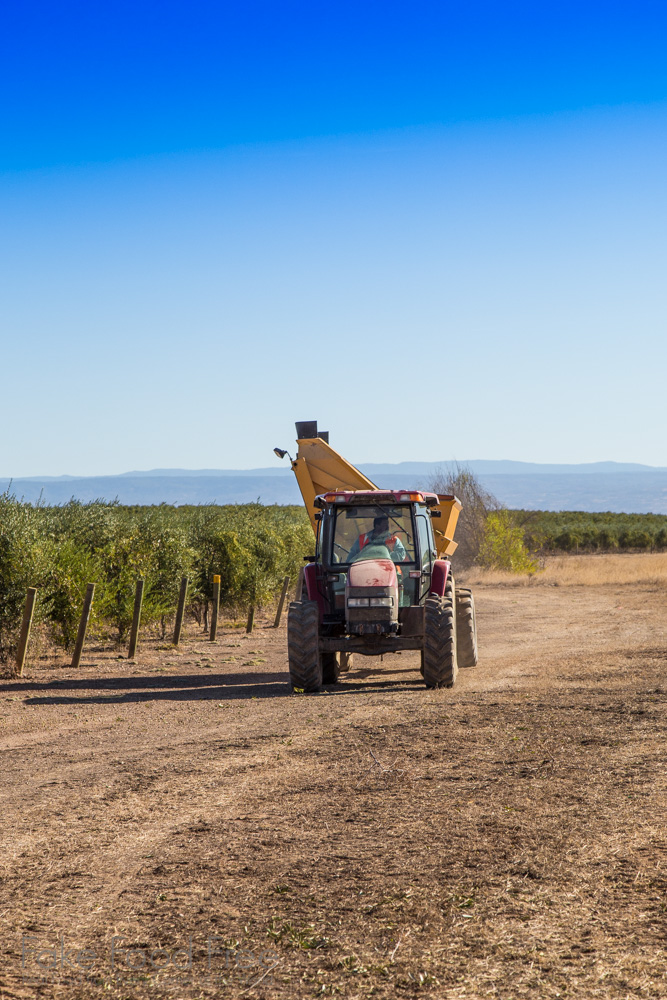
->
[347,606,394,625]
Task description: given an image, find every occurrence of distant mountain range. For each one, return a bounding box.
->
[2,460,667,513]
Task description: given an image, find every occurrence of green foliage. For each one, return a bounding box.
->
[0,491,53,662]
[0,496,312,661]
[478,510,539,574]
[92,507,197,640]
[45,537,103,650]
[187,503,312,611]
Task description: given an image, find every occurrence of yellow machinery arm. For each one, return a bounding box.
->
[291,432,376,528]
[431,501,461,558]
[288,422,460,558]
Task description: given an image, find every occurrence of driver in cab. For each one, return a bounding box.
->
[347,515,407,564]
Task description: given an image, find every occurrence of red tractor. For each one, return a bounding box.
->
[275,422,478,692]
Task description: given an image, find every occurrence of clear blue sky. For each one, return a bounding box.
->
[1,1,666,476]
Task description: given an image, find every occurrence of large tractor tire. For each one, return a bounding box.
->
[287,601,322,692]
[456,587,478,668]
[321,652,340,684]
[422,594,458,689]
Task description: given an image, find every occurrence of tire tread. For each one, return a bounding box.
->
[287,601,322,692]
[422,594,458,688]
[455,587,478,668]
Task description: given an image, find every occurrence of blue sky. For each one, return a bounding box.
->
[1,1,666,475]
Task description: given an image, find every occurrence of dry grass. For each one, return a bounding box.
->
[463,551,667,588]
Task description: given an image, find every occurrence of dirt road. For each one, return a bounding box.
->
[1,582,666,998]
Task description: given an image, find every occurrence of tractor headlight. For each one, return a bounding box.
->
[369,597,394,607]
[347,598,370,607]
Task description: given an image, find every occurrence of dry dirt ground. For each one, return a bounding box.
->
[1,581,666,999]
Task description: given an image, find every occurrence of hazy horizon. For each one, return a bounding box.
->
[4,457,667,482]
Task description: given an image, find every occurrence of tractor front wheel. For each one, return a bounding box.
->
[456,587,478,668]
[422,594,458,689]
[287,601,322,692]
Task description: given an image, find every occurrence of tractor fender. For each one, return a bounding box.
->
[430,560,451,597]
[304,562,326,620]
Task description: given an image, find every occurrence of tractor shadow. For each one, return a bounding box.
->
[4,659,426,705]
[323,678,425,694]
[5,671,291,705]
[7,672,427,704]
[323,658,425,694]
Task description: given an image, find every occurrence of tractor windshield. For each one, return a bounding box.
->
[331,505,415,566]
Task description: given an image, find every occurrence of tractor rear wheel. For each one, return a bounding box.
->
[456,588,478,668]
[321,652,340,684]
[287,601,322,692]
[423,594,458,688]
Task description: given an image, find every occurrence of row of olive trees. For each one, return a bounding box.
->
[518,510,667,553]
[0,494,312,664]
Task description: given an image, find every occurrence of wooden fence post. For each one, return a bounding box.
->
[128,579,144,660]
[71,583,95,669]
[210,575,221,641]
[273,575,290,628]
[246,605,255,634]
[15,587,38,677]
[173,576,188,646]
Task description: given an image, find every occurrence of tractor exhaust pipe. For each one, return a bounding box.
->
[295,421,329,443]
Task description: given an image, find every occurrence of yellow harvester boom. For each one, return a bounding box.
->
[289,422,461,557]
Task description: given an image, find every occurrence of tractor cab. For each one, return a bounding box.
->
[315,491,441,628]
